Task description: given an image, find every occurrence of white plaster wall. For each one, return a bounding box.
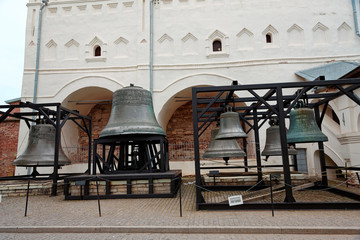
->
[17,0,360,175]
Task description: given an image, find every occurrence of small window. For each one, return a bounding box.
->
[266,33,272,43]
[331,109,340,125]
[94,45,101,56]
[212,40,222,52]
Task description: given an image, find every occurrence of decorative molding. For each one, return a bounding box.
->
[182,33,197,42]
[22,54,360,75]
[77,5,87,11]
[85,36,107,60]
[162,0,173,4]
[237,28,253,38]
[313,22,329,45]
[287,24,304,46]
[28,41,35,47]
[337,22,352,43]
[262,24,279,35]
[338,22,351,31]
[114,37,129,45]
[88,36,105,47]
[237,28,254,50]
[208,29,226,41]
[262,25,279,47]
[65,39,80,48]
[85,57,107,63]
[92,4,102,11]
[48,7,57,14]
[182,33,198,55]
[107,3,118,9]
[312,22,329,32]
[158,34,174,44]
[338,133,360,144]
[206,30,229,57]
[287,24,303,33]
[62,6,72,13]
[123,1,134,8]
[46,39,57,48]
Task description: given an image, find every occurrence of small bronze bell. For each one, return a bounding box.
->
[100,84,166,138]
[13,124,71,167]
[261,118,297,159]
[215,105,247,139]
[203,128,246,159]
[287,107,328,143]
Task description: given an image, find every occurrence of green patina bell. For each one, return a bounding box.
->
[99,84,166,138]
[287,107,328,143]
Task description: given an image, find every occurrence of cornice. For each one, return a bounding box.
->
[23,54,360,74]
[338,133,360,144]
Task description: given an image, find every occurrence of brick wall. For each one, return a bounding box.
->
[79,103,111,147]
[0,101,20,177]
[166,102,216,161]
[76,101,249,163]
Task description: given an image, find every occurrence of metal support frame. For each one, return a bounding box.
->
[0,102,92,196]
[64,170,182,200]
[192,78,360,210]
[92,135,169,175]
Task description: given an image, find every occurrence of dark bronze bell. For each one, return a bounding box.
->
[100,84,166,138]
[203,128,246,159]
[215,106,247,139]
[287,107,328,143]
[13,124,71,167]
[261,125,297,158]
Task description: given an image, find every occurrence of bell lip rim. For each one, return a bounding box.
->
[203,154,246,158]
[287,135,328,143]
[99,133,166,139]
[215,133,247,140]
[13,161,71,167]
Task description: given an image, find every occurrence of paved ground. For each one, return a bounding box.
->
[0,181,360,239]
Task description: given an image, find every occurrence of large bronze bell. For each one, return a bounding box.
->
[100,84,166,138]
[203,128,246,160]
[287,107,328,143]
[261,124,297,158]
[215,106,247,139]
[13,124,71,167]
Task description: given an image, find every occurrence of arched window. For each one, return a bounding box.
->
[266,33,272,43]
[212,40,222,52]
[94,45,101,56]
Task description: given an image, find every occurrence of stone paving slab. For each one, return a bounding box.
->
[0,233,360,240]
[0,183,359,237]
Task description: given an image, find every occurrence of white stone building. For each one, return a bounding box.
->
[17,0,360,179]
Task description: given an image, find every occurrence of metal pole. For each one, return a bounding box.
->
[51,105,61,196]
[346,162,348,188]
[179,179,182,217]
[314,106,328,186]
[242,121,248,172]
[270,174,274,217]
[253,108,263,183]
[24,179,30,217]
[276,87,295,202]
[192,88,204,209]
[96,180,101,217]
[87,119,92,174]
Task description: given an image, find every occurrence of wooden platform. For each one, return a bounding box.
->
[64,170,182,200]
